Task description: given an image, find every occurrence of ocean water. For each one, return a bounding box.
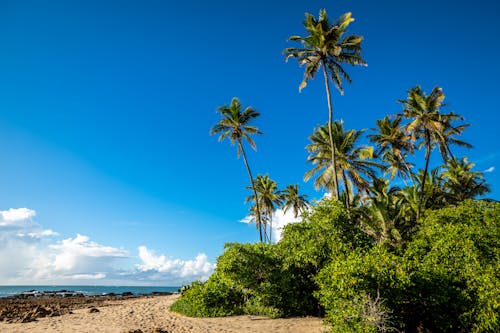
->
[0,285,180,298]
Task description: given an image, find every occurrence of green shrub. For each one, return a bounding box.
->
[403,200,500,332]
[316,200,499,333]
[170,275,244,317]
[172,200,499,332]
[316,245,408,332]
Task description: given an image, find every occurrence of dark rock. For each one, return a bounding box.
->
[151,292,173,296]
[152,328,170,333]
[121,292,133,296]
[88,307,100,313]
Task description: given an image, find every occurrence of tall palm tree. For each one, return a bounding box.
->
[285,9,367,200]
[305,121,381,208]
[398,86,470,219]
[210,97,264,242]
[246,174,282,243]
[441,157,490,203]
[281,184,309,218]
[368,116,415,184]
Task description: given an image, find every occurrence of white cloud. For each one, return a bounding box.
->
[240,208,305,243]
[136,246,214,284]
[270,209,303,242]
[0,208,36,224]
[484,166,495,173]
[0,207,215,285]
[67,273,107,280]
[49,234,128,272]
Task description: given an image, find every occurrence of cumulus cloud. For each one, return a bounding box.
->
[271,209,303,242]
[135,246,214,284]
[484,166,495,173]
[0,207,215,285]
[241,208,305,243]
[0,208,36,224]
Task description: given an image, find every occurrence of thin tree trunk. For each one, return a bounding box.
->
[403,159,415,186]
[342,170,350,209]
[322,62,340,200]
[269,214,273,244]
[417,131,431,221]
[239,140,263,242]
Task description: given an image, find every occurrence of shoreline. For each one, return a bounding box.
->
[0,294,326,333]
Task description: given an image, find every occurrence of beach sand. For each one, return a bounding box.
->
[0,294,327,333]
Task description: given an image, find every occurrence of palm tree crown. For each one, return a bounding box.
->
[281,184,309,218]
[398,86,470,219]
[284,9,366,93]
[369,116,415,183]
[305,121,381,208]
[442,157,490,203]
[209,97,262,156]
[246,174,282,243]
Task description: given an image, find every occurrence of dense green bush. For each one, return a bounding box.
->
[170,275,245,317]
[278,200,371,316]
[171,200,359,318]
[316,245,409,332]
[402,200,500,332]
[172,200,499,332]
[316,200,499,332]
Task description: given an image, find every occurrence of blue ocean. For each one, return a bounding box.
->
[0,285,180,298]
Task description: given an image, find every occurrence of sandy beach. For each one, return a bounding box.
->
[0,294,327,333]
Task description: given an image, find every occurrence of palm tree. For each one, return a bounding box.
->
[368,116,415,184]
[305,121,382,208]
[210,97,264,242]
[281,184,309,218]
[398,86,470,219]
[246,174,282,243]
[441,157,490,203]
[357,178,402,246]
[285,9,367,200]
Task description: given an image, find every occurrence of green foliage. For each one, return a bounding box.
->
[316,246,408,332]
[280,199,370,269]
[316,200,499,332]
[170,276,244,317]
[403,200,500,332]
[172,200,499,333]
[172,201,369,318]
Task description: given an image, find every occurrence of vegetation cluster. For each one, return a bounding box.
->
[171,8,499,333]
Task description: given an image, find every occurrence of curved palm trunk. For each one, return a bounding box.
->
[238,140,263,242]
[322,62,340,200]
[417,131,431,221]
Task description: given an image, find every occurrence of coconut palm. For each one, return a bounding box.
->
[441,157,490,203]
[281,184,309,218]
[285,9,367,200]
[398,86,470,219]
[246,174,282,243]
[210,97,264,242]
[368,116,415,184]
[305,121,382,208]
[358,178,402,246]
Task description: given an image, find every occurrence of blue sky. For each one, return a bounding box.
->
[0,0,499,285]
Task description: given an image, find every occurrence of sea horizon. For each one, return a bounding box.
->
[0,285,180,298]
